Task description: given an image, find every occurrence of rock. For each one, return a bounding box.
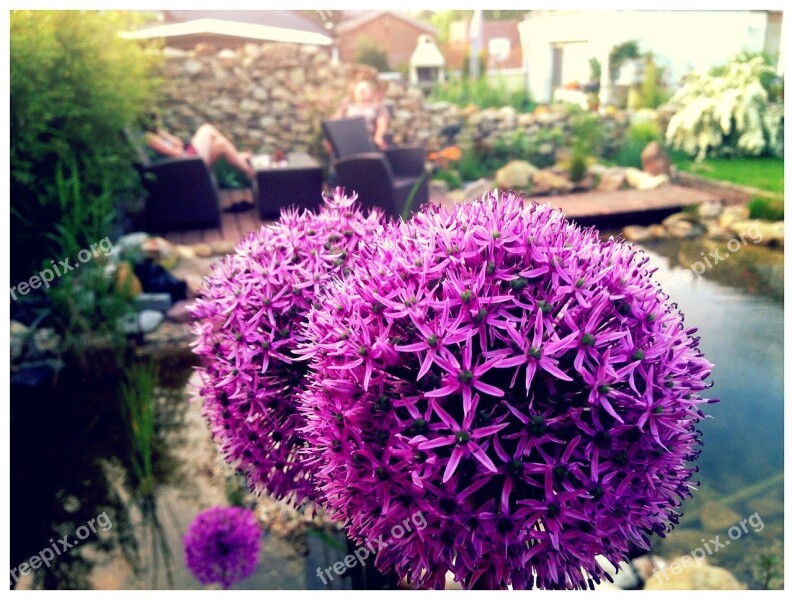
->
[210,240,236,256]
[697,201,724,221]
[665,219,705,239]
[115,232,149,254]
[597,167,627,192]
[625,167,669,190]
[461,178,494,203]
[142,236,177,264]
[135,293,172,313]
[641,141,671,176]
[167,300,195,323]
[495,160,538,190]
[116,310,164,335]
[644,558,743,590]
[718,205,750,228]
[115,261,143,299]
[727,219,784,247]
[33,328,61,355]
[622,225,655,243]
[184,59,204,76]
[175,245,196,259]
[532,169,574,194]
[444,571,462,590]
[632,555,656,582]
[596,556,639,589]
[11,321,29,361]
[699,501,742,531]
[192,243,213,258]
[430,179,449,194]
[185,274,205,299]
[648,224,667,239]
[193,43,216,57]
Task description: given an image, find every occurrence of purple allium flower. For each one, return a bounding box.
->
[183,506,261,589]
[190,190,383,505]
[298,192,713,590]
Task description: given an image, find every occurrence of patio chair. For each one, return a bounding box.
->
[323,118,428,219]
[124,128,222,232]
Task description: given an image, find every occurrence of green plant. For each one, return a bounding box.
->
[432,169,463,190]
[615,121,662,168]
[637,54,670,109]
[119,361,158,498]
[11,10,161,281]
[609,40,640,82]
[666,56,782,160]
[748,197,784,222]
[457,151,485,181]
[430,77,534,112]
[355,37,390,72]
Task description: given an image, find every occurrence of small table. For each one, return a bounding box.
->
[252,152,324,220]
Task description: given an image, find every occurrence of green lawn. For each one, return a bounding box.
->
[672,155,784,196]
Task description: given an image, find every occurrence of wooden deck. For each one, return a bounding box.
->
[161,184,722,247]
[161,189,266,246]
[541,184,720,227]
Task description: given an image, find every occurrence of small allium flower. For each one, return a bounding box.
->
[191,190,383,505]
[183,506,261,589]
[299,192,713,590]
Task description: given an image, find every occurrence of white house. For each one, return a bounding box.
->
[518,10,783,106]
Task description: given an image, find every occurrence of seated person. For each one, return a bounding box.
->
[334,80,390,150]
[143,116,254,180]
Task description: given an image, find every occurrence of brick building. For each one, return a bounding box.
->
[335,11,438,71]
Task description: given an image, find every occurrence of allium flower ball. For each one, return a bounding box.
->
[183,506,261,589]
[191,190,383,504]
[299,192,713,590]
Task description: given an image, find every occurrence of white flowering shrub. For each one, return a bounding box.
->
[666,57,783,160]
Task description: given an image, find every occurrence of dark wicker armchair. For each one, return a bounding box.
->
[323,118,428,219]
[125,129,222,232]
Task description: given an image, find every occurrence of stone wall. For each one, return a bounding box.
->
[159,43,629,162]
[159,42,380,154]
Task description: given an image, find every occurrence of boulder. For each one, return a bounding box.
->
[532,169,574,194]
[697,201,724,221]
[495,160,538,191]
[727,219,784,247]
[641,141,671,176]
[11,321,29,362]
[596,167,627,192]
[644,558,743,590]
[192,243,213,258]
[625,167,669,190]
[622,225,655,243]
[665,220,705,239]
[718,205,750,228]
[210,240,237,256]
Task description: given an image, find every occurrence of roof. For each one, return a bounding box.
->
[162,10,329,36]
[334,11,437,36]
[121,18,333,46]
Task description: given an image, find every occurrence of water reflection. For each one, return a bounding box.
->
[636,238,784,588]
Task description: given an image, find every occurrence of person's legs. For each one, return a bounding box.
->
[190,124,254,179]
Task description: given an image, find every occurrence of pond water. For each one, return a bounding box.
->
[10,235,783,590]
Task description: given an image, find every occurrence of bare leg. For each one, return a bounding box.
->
[190,124,254,179]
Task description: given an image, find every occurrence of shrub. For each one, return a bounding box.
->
[748,197,784,222]
[432,169,463,190]
[637,55,670,109]
[457,151,485,181]
[11,10,161,282]
[615,121,661,169]
[355,38,390,72]
[568,111,602,181]
[665,55,782,160]
[430,77,534,112]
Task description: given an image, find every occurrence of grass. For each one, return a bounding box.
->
[672,155,784,196]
